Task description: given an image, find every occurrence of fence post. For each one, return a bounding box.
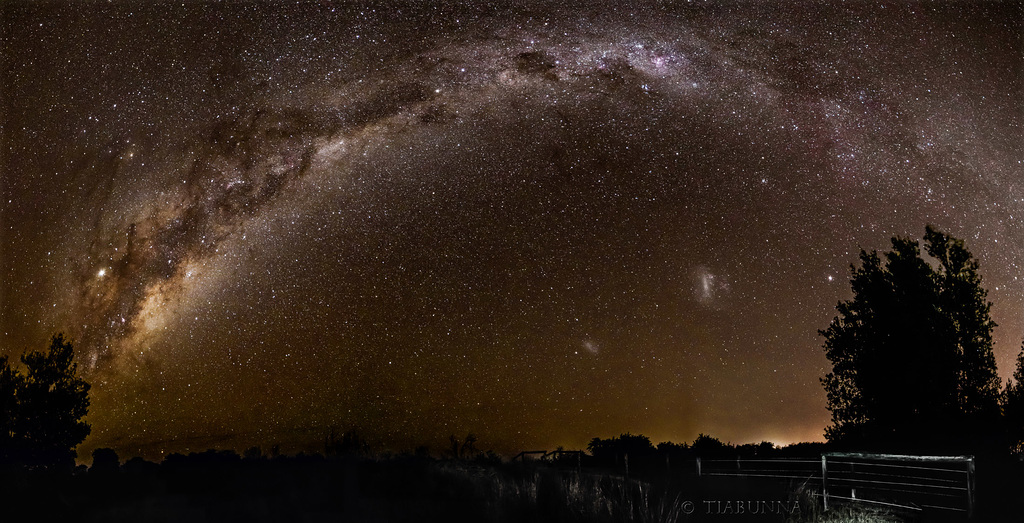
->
[696,456,702,477]
[967,457,975,519]
[821,454,829,512]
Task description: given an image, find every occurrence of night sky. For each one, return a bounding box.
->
[1,1,1021,460]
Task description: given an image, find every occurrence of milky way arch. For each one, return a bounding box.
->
[70,13,818,371]
[3,2,1019,455]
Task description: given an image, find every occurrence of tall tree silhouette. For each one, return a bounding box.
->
[0,334,91,469]
[1002,343,1024,453]
[821,227,1000,451]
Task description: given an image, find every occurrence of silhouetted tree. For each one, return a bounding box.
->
[0,334,91,469]
[736,441,775,459]
[1002,343,1024,453]
[461,433,478,457]
[441,433,480,459]
[90,447,120,474]
[325,428,367,457]
[587,433,655,466]
[0,355,23,465]
[691,433,730,457]
[243,445,264,460]
[449,434,461,458]
[655,441,689,457]
[821,227,1000,451]
[776,441,830,458]
[18,334,91,469]
[655,441,690,472]
[123,455,159,475]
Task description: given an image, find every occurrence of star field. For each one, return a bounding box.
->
[1,1,1021,459]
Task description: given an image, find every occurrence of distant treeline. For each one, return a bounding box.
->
[80,430,828,476]
[586,433,826,464]
[578,433,826,476]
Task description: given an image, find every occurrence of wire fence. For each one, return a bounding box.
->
[696,457,822,482]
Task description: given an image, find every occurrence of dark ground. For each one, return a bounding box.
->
[0,452,1019,522]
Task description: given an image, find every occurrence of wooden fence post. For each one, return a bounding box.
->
[696,456,702,477]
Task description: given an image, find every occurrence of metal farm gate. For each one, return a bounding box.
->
[821,452,975,517]
[696,452,975,518]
